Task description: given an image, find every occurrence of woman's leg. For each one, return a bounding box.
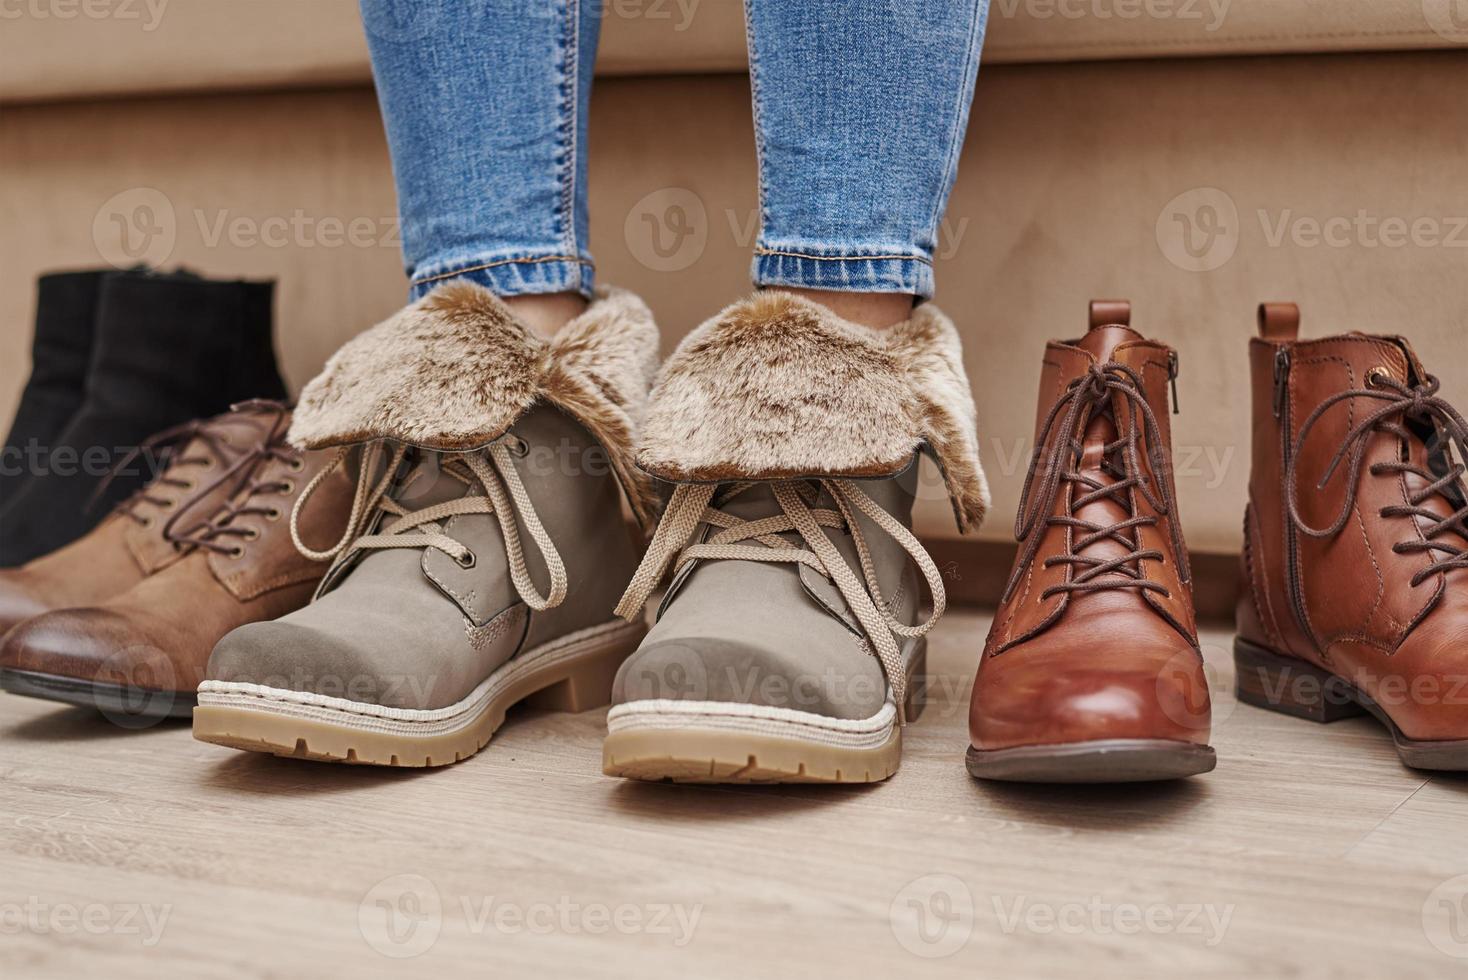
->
[744,0,990,326]
[603,2,993,784]
[359,0,601,334]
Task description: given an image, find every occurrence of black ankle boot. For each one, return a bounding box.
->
[1,270,107,512]
[0,269,287,567]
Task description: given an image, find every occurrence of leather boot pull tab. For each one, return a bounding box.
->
[1257,302,1300,341]
[1089,299,1131,330]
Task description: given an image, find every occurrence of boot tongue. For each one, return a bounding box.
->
[1066,324,1148,601]
[1073,324,1145,365]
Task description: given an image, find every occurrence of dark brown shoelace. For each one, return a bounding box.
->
[1288,372,1468,586]
[91,415,249,526]
[164,401,302,557]
[1004,362,1186,604]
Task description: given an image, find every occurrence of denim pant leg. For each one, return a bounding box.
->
[743,0,990,300]
[360,0,601,300]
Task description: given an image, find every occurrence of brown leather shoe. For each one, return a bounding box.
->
[1236,303,1468,771]
[0,404,284,635]
[967,301,1215,782]
[0,404,353,722]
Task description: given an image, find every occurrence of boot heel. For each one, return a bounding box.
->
[903,640,928,722]
[1234,639,1366,723]
[525,626,643,714]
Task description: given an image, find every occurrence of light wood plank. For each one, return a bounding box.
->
[2,612,1464,979]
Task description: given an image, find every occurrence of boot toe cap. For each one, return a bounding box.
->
[969,640,1213,750]
[1,607,186,693]
[611,635,889,721]
[206,618,456,710]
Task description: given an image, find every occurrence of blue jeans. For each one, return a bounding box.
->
[361,0,990,301]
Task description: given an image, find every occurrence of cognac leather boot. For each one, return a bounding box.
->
[967,301,1215,782]
[0,269,287,567]
[1,269,106,511]
[1235,303,1468,770]
[191,282,660,766]
[605,292,989,783]
[0,404,354,721]
[0,402,285,635]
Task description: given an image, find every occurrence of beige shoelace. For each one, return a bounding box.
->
[290,439,568,612]
[614,479,946,723]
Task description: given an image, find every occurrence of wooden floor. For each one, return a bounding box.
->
[2,610,1465,979]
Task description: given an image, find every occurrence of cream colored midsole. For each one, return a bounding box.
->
[196,620,642,738]
[606,698,898,750]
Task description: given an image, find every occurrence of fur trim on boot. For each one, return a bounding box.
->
[637,291,989,531]
[288,281,661,527]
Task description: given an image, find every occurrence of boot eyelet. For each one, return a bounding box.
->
[265,508,282,522]
[507,437,530,458]
[456,550,477,569]
[243,527,261,541]
[1366,366,1392,387]
[279,480,296,495]
[139,517,154,529]
[288,458,306,473]
[229,546,246,559]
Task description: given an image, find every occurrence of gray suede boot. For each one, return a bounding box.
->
[192,282,660,767]
[605,292,989,783]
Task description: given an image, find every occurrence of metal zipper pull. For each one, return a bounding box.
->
[1273,347,1291,419]
[1167,350,1181,415]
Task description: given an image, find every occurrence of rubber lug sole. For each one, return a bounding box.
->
[603,643,926,784]
[191,621,644,768]
[603,724,904,784]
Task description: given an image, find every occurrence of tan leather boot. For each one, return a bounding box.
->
[1236,303,1468,770]
[967,301,1215,782]
[0,404,354,721]
[0,403,289,635]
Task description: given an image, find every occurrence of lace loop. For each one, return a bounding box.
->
[88,403,289,522]
[614,478,946,724]
[290,438,569,612]
[1004,363,1183,605]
